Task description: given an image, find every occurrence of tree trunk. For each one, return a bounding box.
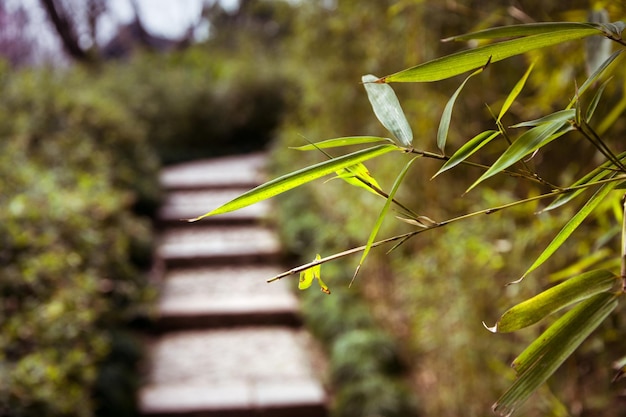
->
[39,0,90,62]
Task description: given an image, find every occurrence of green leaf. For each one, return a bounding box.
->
[290,136,392,151]
[542,151,626,212]
[433,130,500,177]
[522,180,619,279]
[568,50,624,109]
[443,22,602,42]
[487,269,618,333]
[362,74,413,147]
[380,27,602,83]
[510,109,576,128]
[351,156,419,285]
[188,144,398,221]
[437,67,484,152]
[498,62,535,122]
[586,78,612,123]
[493,292,619,417]
[467,114,574,192]
[298,254,330,294]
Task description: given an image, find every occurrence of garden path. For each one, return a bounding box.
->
[139,153,328,417]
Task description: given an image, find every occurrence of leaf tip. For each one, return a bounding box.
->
[506,276,525,286]
[349,265,362,288]
[483,321,498,333]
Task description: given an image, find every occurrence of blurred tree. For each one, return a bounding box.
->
[38,0,198,62]
[0,3,37,66]
[39,0,93,61]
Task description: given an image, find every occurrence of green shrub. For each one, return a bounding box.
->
[0,64,157,417]
[98,49,295,164]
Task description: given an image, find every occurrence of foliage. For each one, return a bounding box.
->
[195,8,626,417]
[276,183,418,417]
[97,47,294,165]
[0,63,157,417]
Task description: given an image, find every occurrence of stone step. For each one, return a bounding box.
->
[158,189,270,227]
[155,266,300,330]
[139,328,328,417]
[160,153,267,191]
[157,226,282,268]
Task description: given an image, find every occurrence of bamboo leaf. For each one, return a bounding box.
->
[380,28,602,84]
[510,109,575,128]
[290,136,392,151]
[467,116,574,192]
[437,67,484,152]
[443,22,602,42]
[351,156,419,285]
[542,151,626,212]
[433,130,500,177]
[498,62,535,122]
[489,269,618,333]
[522,180,619,279]
[188,144,398,221]
[568,50,624,109]
[586,78,612,123]
[493,292,619,417]
[362,74,413,147]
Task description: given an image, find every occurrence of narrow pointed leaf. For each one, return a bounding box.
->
[443,22,602,42]
[543,151,626,212]
[494,292,618,417]
[523,180,619,278]
[437,68,483,152]
[380,28,602,83]
[468,116,574,192]
[362,74,413,146]
[498,62,535,122]
[434,130,500,177]
[352,156,419,284]
[290,136,392,151]
[510,109,575,128]
[568,50,624,109]
[189,144,398,221]
[492,269,618,333]
[586,78,612,123]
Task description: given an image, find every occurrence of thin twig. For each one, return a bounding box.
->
[267,175,626,283]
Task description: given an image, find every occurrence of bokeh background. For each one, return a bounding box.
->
[1,1,626,416]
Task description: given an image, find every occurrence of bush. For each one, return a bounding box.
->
[98,48,295,164]
[0,63,157,417]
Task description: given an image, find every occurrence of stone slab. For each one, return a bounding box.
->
[140,328,327,415]
[144,328,321,385]
[140,383,253,416]
[140,380,327,417]
[161,266,294,296]
[158,189,271,226]
[157,226,282,268]
[156,266,300,329]
[160,153,267,191]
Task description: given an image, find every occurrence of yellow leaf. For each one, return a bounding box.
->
[298,254,330,294]
[334,162,382,195]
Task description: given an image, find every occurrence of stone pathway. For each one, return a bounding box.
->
[139,153,328,417]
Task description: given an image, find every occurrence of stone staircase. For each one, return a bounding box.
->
[139,153,328,417]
